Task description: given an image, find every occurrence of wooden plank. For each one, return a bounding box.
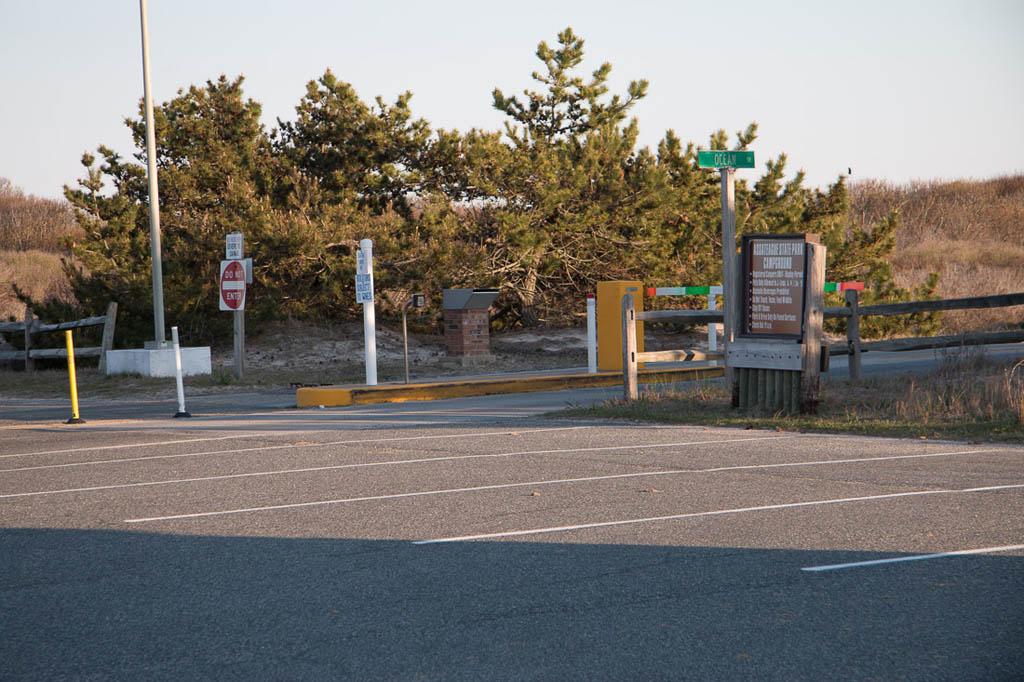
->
[0,347,103,360]
[860,330,1024,353]
[33,315,109,333]
[635,349,724,363]
[29,347,103,359]
[855,292,1024,317]
[636,309,724,324]
[764,368,776,409]
[726,340,803,370]
[0,321,26,333]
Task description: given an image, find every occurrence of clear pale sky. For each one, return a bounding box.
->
[2,0,1022,200]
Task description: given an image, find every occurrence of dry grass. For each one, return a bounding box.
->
[0,178,80,252]
[564,351,1024,442]
[0,249,73,321]
[850,175,1024,332]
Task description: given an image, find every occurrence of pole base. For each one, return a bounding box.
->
[173,411,192,419]
[65,417,86,424]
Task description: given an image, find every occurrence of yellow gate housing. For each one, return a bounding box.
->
[596,280,644,371]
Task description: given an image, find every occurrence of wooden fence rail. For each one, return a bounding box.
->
[0,302,118,372]
[623,291,1024,392]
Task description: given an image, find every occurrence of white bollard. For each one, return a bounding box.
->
[360,238,378,386]
[707,291,717,366]
[586,294,597,374]
[171,326,191,417]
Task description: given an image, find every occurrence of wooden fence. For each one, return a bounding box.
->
[0,302,118,373]
[622,291,1024,397]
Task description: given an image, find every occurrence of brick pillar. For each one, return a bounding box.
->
[444,308,490,357]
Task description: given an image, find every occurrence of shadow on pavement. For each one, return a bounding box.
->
[2,527,1021,681]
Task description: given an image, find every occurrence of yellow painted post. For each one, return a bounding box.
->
[64,330,85,424]
[596,281,644,371]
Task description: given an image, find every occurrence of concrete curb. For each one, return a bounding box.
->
[296,365,724,407]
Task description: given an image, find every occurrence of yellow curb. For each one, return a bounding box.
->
[296,366,724,408]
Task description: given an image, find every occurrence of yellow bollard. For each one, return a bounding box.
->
[64,330,85,424]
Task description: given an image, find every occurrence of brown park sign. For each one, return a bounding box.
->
[741,234,816,339]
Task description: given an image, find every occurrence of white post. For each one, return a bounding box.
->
[586,294,597,374]
[707,289,718,366]
[171,326,190,417]
[360,238,377,386]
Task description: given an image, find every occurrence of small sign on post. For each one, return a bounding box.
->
[355,273,374,304]
[219,260,247,311]
[226,232,244,260]
[697,150,755,169]
[222,232,248,380]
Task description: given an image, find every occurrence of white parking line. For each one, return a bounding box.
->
[2,445,989,501]
[0,434,254,460]
[124,470,689,523]
[801,544,1024,572]
[0,425,595,473]
[413,484,1024,544]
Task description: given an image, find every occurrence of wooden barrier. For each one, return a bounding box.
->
[621,290,1024,397]
[0,302,118,372]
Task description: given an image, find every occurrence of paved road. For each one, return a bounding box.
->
[5,342,1023,425]
[1,391,1022,681]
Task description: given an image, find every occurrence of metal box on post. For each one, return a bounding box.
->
[596,281,644,371]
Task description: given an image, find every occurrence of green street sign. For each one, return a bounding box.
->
[698,150,755,169]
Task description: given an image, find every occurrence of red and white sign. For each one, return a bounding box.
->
[219,260,246,311]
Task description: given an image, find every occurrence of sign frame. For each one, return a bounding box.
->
[739,233,817,342]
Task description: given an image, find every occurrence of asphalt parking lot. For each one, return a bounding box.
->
[1,393,1022,681]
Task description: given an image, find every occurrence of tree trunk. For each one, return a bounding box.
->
[518,250,543,327]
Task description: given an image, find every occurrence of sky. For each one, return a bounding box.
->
[2,0,1022,200]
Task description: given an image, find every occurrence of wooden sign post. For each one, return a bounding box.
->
[726,234,825,414]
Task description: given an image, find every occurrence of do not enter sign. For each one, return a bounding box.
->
[219,260,246,311]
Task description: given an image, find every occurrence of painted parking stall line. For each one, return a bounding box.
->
[0,425,599,473]
[801,544,1024,572]
[0,434,256,461]
[124,470,694,523]
[413,484,1024,545]
[5,445,993,501]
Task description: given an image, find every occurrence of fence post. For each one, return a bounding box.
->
[799,243,826,413]
[586,294,597,374]
[845,289,861,380]
[98,302,118,374]
[23,306,34,372]
[622,294,638,401]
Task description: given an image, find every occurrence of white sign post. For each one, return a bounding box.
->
[221,233,247,379]
[357,238,377,385]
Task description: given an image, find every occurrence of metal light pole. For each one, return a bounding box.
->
[139,0,166,346]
